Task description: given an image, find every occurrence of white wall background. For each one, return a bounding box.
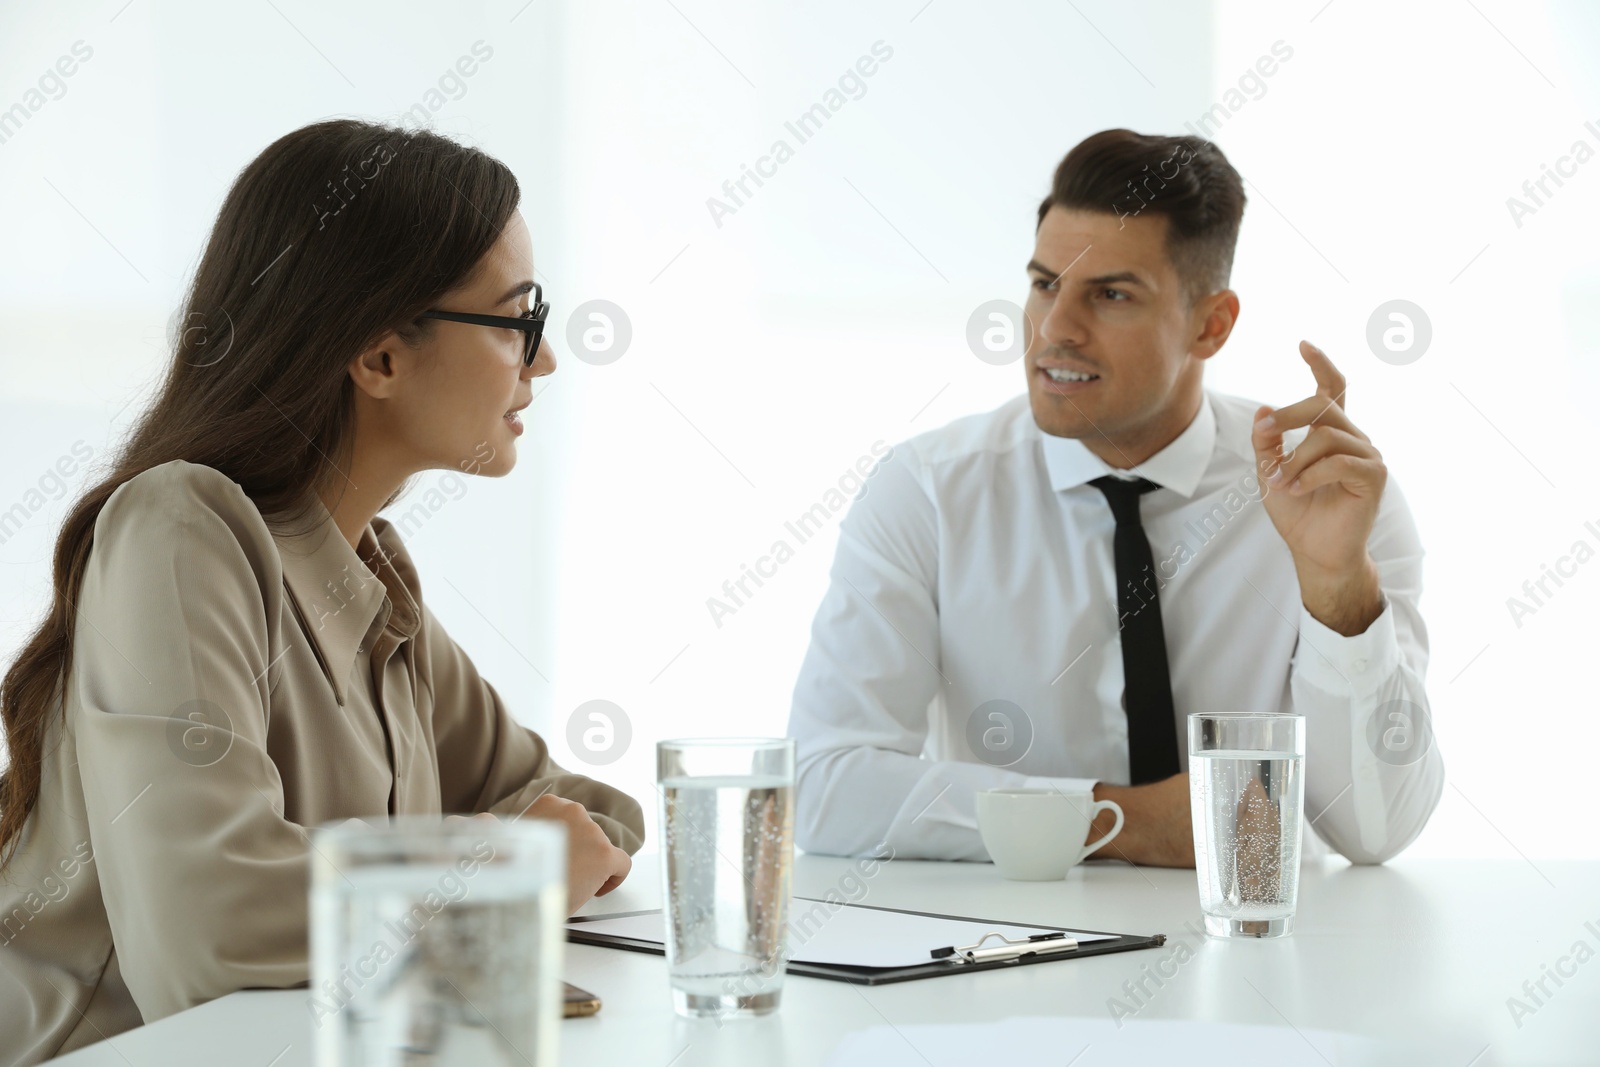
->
[2,0,1596,863]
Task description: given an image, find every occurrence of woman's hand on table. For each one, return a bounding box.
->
[447,797,632,914]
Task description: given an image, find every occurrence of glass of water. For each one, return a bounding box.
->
[310,816,566,1066]
[1188,713,1306,939]
[657,737,795,1019]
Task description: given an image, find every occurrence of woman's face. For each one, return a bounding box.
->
[370,211,554,479]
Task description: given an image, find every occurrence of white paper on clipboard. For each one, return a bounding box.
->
[570,899,1117,969]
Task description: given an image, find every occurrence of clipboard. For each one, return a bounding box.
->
[567,896,1166,986]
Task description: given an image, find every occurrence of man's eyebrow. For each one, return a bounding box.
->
[497,280,535,305]
[1081,271,1147,288]
[1027,260,1149,288]
[1025,258,1061,278]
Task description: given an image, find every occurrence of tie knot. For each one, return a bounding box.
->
[1090,475,1161,525]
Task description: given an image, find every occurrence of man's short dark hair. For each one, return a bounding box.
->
[1038,129,1246,304]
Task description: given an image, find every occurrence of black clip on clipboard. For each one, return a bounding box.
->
[567,897,1166,987]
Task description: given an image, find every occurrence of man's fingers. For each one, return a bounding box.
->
[1264,393,1365,440]
[1284,453,1386,497]
[1266,426,1376,489]
[1252,345,1368,481]
[1300,340,1348,411]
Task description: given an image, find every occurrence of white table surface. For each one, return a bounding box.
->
[53,852,1598,1066]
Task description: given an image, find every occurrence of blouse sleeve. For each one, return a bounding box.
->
[420,605,646,854]
[71,463,313,1023]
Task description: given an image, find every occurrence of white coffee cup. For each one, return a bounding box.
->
[975,788,1125,881]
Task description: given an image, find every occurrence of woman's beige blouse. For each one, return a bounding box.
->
[0,461,645,1065]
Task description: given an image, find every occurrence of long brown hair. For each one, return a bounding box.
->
[0,119,521,867]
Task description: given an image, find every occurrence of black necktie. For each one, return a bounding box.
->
[1090,475,1180,785]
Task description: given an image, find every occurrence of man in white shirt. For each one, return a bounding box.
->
[787,129,1443,867]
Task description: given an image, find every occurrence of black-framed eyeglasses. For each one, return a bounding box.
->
[417,282,549,366]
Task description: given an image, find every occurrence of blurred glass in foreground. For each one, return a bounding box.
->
[310,816,566,1065]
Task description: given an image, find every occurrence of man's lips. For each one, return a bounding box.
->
[1035,362,1101,395]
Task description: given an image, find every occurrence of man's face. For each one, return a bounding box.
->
[1023,206,1216,449]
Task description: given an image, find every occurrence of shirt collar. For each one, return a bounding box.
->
[1038,391,1217,499]
[272,496,423,706]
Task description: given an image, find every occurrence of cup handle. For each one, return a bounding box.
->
[1080,799,1125,860]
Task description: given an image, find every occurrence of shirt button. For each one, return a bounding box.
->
[1352,657,1368,672]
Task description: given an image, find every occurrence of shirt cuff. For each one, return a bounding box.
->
[1293,596,1399,698]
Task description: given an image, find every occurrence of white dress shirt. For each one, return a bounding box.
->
[787,388,1444,865]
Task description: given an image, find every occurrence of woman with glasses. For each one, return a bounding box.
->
[0,119,640,1062]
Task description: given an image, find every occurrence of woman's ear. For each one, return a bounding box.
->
[348,330,404,399]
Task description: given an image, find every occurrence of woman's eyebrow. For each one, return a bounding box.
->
[496,280,535,305]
